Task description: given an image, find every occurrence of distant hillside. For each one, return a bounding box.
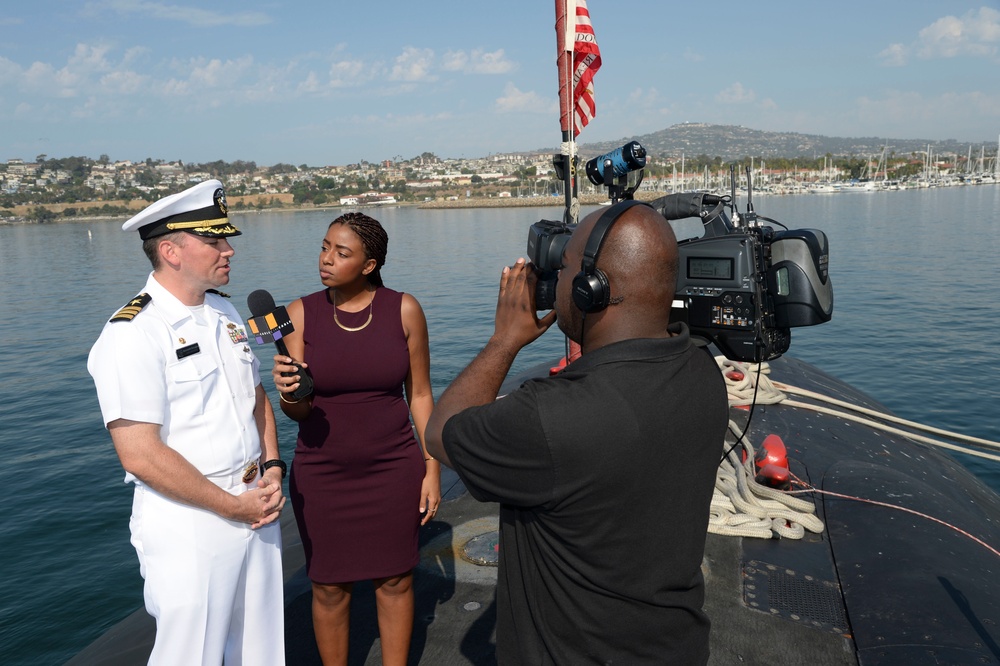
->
[562,123,983,162]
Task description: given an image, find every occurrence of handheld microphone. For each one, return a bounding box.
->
[246,289,314,401]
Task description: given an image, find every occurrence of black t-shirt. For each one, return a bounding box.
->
[443,324,729,665]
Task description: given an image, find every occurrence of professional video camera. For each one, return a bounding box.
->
[655,181,833,362]
[527,150,833,363]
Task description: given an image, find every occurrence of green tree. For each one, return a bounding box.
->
[27,206,56,223]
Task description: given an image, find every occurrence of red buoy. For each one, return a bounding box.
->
[755,463,792,490]
[754,434,789,470]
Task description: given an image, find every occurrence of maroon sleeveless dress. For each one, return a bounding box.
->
[290,287,425,583]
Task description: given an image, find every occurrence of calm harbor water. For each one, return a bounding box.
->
[2,186,999,664]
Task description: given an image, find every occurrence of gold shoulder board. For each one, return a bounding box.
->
[110,293,152,322]
[207,289,231,298]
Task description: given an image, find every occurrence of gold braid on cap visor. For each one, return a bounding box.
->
[165,217,239,235]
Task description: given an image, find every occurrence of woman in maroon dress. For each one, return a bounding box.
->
[272,212,440,665]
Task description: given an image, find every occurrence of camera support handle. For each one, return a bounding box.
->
[599,159,644,203]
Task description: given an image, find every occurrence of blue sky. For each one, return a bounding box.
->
[2,1,998,166]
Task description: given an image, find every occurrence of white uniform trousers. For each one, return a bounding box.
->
[130,483,284,665]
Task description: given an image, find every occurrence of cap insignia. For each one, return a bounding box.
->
[215,188,228,215]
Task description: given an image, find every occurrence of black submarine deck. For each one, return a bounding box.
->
[69,355,1000,665]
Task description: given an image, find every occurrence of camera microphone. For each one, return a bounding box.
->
[246,289,314,400]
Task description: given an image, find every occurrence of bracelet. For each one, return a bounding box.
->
[279,392,302,405]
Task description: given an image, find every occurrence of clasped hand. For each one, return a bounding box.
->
[242,475,285,529]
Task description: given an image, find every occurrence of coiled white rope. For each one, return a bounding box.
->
[709,356,1000,540]
[710,419,826,539]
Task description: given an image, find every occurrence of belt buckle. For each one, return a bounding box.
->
[241,459,259,484]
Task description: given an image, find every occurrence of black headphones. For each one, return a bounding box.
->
[571,199,648,313]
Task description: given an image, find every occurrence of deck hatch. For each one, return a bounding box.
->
[743,560,848,634]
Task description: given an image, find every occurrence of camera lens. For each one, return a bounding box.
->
[535,272,558,311]
[527,219,573,272]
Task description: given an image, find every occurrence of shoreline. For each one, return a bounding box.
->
[5,182,997,226]
[0,195,578,225]
[0,192,650,225]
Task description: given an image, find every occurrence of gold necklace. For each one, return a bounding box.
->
[332,288,375,332]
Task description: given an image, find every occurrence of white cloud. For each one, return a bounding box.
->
[878,43,907,67]
[441,51,468,71]
[188,56,254,87]
[495,82,557,114]
[159,76,190,97]
[880,7,1000,65]
[122,46,150,66]
[297,71,321,94]
[293,49,383,94]
[329,58,377,88]
[715,82,756,105]
[389,47,436,82]
[917,7,1000,58]
[442,49,514,74]
[99,69,147,94]
[68,42,115,70]
[4,43,138,100]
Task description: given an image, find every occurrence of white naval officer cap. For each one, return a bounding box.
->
[122,179,241,241]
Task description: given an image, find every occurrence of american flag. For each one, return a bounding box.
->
[570,0,601,136]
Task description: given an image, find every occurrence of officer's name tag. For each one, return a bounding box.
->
[176,343,201,359]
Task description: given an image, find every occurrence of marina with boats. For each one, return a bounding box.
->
[632,138,1000,197]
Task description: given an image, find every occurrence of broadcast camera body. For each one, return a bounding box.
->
[528,143,833,363]
[654,190,832,362]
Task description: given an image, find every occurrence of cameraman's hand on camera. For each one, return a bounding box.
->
[493,258,558,353]
[424,258,558,467]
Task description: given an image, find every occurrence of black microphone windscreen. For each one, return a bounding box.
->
[247,289,277,316]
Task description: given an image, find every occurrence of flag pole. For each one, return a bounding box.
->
[555,0,578,226]
[556,0,586,365]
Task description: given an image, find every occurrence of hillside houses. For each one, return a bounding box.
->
[1,151,558,205]
[3,141,995,217]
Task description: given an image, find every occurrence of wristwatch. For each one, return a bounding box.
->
[262,459,287,479]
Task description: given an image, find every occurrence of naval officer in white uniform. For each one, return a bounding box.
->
[88,179,286,665]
